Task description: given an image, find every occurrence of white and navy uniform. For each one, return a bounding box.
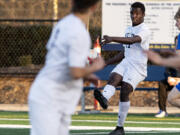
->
[28,14,91,135]
[112,23,151,89]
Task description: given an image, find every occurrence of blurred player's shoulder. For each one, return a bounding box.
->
[46,14,90,50]
[56,14,87,36]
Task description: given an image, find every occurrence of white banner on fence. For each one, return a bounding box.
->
[102,0,180,45]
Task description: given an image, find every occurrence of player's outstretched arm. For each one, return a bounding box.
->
[145,50,180,68]
[70,56,105,79]
[102,35,141,45]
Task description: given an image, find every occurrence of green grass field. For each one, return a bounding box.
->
[0,111,180,135]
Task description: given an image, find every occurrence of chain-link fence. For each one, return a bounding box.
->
[0,20,55,75]
[0,0,102,76]
[0,19,105,76]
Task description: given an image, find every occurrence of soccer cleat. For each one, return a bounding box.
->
[109,126,125,135]
[94,89,108,109]
[155,110,168,118]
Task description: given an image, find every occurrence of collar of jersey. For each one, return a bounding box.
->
[132,22,144,28]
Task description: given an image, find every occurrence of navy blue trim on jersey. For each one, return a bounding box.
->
[176,34,180,50]
[176,82,180,92]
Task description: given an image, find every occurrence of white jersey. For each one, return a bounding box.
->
[123,23,150,76]
[29,14,91,114]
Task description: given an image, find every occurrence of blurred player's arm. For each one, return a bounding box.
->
[159,50,177,58]
[105,51,124,66]
[83,73,99,86]
[102,35,141,45]
[70,56,105,80]
[145,50,180,68]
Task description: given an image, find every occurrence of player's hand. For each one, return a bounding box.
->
[144,50,163,65]
[84,74,99,86]
[101,35,113,45]
[91,56,105,71]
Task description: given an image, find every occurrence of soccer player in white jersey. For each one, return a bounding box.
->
[28,0,105,135]
[146,7,180,109]
[94,2,150,135]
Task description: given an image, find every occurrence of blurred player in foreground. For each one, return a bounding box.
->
[94,2,150,135]
[146,7,180,108]
[28,0,105,135]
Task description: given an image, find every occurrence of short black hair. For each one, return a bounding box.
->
[72,0,100,13]
[131,2,145,13]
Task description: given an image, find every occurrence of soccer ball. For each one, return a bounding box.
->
[87,49,98,65]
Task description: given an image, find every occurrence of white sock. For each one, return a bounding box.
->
[117,101,130,127]
[102,85,115,100]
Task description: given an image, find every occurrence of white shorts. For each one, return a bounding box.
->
[112,59,146,89]
[29,100,71,135]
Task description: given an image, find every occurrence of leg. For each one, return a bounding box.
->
[120,81,133,102]
[94,72,123,109]
[158,81,168,112]
[109,82,133,135]
[155,80,169,118]
[108,72,123,86]
[103,72,123,99]
[117,82,133,127]
[168,86,180,108]
[100,60,126,102]
[109,65,145,135]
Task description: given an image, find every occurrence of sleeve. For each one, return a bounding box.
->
[136,28,150,44]
[68,35,90,68]
[176,34,180,50]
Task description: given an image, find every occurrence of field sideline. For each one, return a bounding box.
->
[0,111,180,135]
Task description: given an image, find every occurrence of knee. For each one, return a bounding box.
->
[108,80,119,87]
[108,73,122,87]
[120,82,133,102]
[120,90,130,102]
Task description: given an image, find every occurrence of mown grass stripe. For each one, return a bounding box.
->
[70,126,180,131]
[72,120,180,125]
[1,118,180,125]
[0,125,180,132]
[71,131,180,135]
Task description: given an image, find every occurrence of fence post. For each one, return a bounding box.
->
[80,92,85,113]
[53,0,58,25]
